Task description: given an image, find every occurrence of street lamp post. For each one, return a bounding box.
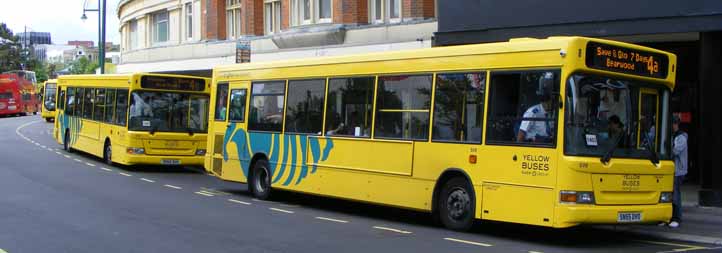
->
[81,0,106,74]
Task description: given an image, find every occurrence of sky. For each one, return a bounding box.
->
[0,0,121,45]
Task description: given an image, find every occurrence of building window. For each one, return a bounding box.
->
[185,2,193,40]
[264,0,281,35]
[290,0,331,26]
[369,0,401,23]
[226,0,242,39]
[152,11,169,43]
[129,20,138,50]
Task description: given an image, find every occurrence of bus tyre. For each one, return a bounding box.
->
[63,131,72,152]
[103,142,113,165]
[250,159,272,200]
[438,177,475,231]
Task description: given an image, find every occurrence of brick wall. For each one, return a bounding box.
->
[282,0,290,29]
[403,0,435,19]
[204,0,227,40]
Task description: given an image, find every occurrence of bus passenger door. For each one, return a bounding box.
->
[209,82,230,177]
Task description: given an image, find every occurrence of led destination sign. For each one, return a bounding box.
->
[586,42,668,79]
[140,76,206,91]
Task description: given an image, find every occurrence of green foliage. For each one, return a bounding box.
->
[0,22,23,73]
[70,56,99,74]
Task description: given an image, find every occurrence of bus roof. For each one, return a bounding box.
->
[57,73,207,81]
[214,36,676,89]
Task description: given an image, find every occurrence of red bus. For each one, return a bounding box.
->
[0,72,39,117]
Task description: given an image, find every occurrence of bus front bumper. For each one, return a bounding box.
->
[554,203,672,228]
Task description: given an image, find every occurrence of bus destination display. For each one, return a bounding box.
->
[586,42,668,79]
[141,76,205,91]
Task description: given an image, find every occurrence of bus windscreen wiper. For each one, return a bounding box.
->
[185,127,194,136]
[644,140,660,165]
[600,132,623,165]
[149,125,159,135]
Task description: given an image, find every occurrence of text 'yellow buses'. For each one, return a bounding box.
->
[207,36,677,230]
[54,73,211,167]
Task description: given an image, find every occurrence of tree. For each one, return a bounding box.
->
[70,56,98,74]
[0,22,23,73]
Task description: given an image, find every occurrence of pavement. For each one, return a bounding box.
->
[598,184,722,246]
[2,115,721,253]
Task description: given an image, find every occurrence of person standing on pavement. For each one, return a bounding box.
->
[669,115,688,228]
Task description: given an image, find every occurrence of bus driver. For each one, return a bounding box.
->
[517,72,555,143]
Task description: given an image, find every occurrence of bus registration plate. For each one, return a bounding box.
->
[617,212,642,223]
[161,159,181,165]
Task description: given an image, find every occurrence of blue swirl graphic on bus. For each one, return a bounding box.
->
[58,111,82,147]
[223,123,334,186]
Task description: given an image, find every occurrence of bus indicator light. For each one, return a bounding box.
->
[469,155,477,164]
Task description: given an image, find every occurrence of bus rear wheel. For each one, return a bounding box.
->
[250,159,272,200]
[438,177,475,231]
[103,142,113,165]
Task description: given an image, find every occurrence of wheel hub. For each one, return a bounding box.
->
[446,188,470,220]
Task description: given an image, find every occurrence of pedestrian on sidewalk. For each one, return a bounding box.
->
[669,115,688,228]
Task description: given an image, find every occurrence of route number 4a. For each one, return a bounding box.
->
[647,56,659,75]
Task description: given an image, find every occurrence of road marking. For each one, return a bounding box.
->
[269,208,294,214]
[195,191,214,197]
[199,190,215,195]
[55,152,62,155]
[73,159,82,162]
[85,163,96,167]
[228,199,252,205]
[315,216,349,223]
[140,178,155,183]
[40,145,46,148]
[55,148,61,151]
[119,172,132,177]
[0,247,7,253]
[46,148,53,151]
[634,240,707,252]
[373,226,412,234]
[64,155,71,158]
[280,204,300,208]
[164,184,182,189]
[443,238,492,247]
[529,251,544,253]
[100,167,112,172]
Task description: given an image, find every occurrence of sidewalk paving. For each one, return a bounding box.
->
[597,184,722,245]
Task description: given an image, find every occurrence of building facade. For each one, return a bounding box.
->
[18,32,52,45]
[435,0,722,207]
[116,0,437,75]
[68,40,95,48]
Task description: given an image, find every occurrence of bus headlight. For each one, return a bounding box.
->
[560,191,595,204]
[195,149,206,156]
[659,192,673,203]
[126,147,145,155]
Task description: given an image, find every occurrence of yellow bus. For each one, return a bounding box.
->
[207,36,677,230]
[40,79,57,122]
[54,73,211,167]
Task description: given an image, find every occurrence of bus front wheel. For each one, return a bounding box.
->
[63,131,71,152]
[250,159,272,200]
[438,177,475,231]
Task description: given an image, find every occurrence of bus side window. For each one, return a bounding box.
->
[485,70,560,146]
[66,88,75,116]
[432,72,486,143]
[58,90,66,111]
[228,89,247,122]
[284,79,325,134]
[104,89,116,124]
[325,77,374,137]
[94,89,106,121]
[214,82,229,121]
[115,89,129,126]
[248,81,286,132]
[83,88,95,119]
[75,88,85,117]
[374,75,432,140]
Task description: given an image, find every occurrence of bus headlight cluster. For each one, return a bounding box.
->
[659,192,673,203]
[195,149,206,156]
[560,191,595,204]
[126,147,145,155]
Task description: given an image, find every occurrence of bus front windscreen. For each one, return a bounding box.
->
[564,73,671,161]
[44,83,57,110]
[128,91,209,134]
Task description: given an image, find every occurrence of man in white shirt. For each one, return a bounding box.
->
[517,72,555,143]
